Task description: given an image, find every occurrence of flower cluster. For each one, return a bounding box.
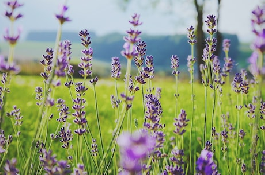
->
[173,109,189,135]
[120,92,134,110]
[78,30,93,78]
[35,86,43,106]
[91,138,98,157]
[165,148,185,174]
[6,105,23,126]
[56,98,70,123]
[39,149,71,174]
[3,0,23,46]
[121,14,142,60]
[111,57,121,79]
[171,55,180,75]
[0,73,10,110]
[144,93,163,131]
[117,129,156,174]
[73,164,87,175]
[4,158,19,175]
[196,149,219,175]
[187,26,197,45]
[134,40,146,68]
[55,5,71,25]
[40,48,54,81]
[0,56,20,73]
[0,129,12,154]
[55,40,73,78]
[72,82,88,135]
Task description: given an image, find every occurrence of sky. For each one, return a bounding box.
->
[0,0,263,42]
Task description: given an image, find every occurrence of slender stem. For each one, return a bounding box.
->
[93,84,104,156]
[204,86,207,146]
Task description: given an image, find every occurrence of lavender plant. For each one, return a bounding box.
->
[0,1,264,175]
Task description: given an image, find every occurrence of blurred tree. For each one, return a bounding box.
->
[117,0,222,82]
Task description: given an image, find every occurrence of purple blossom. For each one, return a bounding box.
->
[223,56,233,73]
[187,25,197,44]
[135,40,146,68]
[117,129,156,174]
[144,93,163,131]
[170,148,184,166]
[35,86,43,106]
[232,73,243,93]
[55,5,71,25]
[4,158,19,175]
[0,55,20,73]
[0,130,12,154]
[120,93,134,110]
[79,29,91,48]
[6,105,23,126]
[40,48,54,81]
[55,40,72,77]
[174,109,189,135]
[196,149,219,175]
[111,57,121,79]
[129,13,143,27]
[171,55,180,75]
[89,76,98,85]
[39,149,71,174]
[4,0,23,21]
[165,165,184,175]
[121,14,142,60]
[91,138,98,157]
[56,98,70,122]
[205,15,217,35]
[5,0,23,10]
[251,5,265,35]
[3,28,21,45]
[187,55,196,73]
[79,46,93,77]
[110,95,121,109]
[252,28,265,53]
[73,164,87,175]
[121,42,138,60]
[223,39,231,53]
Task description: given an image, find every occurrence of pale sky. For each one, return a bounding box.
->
[0,0,263,42]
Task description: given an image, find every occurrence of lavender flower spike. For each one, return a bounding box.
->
[196,149,219,175]
[55,5,71,24]
[4,158,19,175]
[111,57,121,79]
[118,129,156,174]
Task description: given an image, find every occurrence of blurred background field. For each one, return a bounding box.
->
[0,0,260,80]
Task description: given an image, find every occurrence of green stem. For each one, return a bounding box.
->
[204,86,208,146]
[93,84,104,157]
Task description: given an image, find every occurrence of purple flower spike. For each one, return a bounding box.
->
[174,109,189,135]
[55,5,71,25]
[129,13,142,27]
[3,28,21,46]
[111,57,121,79]
[205,15,217,35]
[5,0,23,10]
[187,26,197,44]
[0,55,20,73]
[4,158,19,175]
[118,129,155,174]
[252,29,265,53]
[73,164,87,175]
[171,55,180,75]
[223,39,231,53]
[196,149,219,175]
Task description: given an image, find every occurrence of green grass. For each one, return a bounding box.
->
[1,74,263,174]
